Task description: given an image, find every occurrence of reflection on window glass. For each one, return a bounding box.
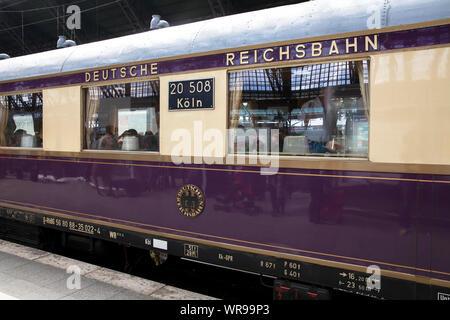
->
[84,81,160,151]
[228,60,370,157]
[0,92,43,148]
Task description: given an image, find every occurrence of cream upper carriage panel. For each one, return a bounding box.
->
[370,47,450,166]
[0,0,450,83]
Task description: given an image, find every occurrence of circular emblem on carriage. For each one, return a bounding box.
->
[176,184,205,217]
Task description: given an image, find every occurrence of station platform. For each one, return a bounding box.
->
[0,239,215,300]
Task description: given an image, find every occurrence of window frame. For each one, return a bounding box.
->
[81,78,161,154]
[225,57,371,160]
[0,90,44,150]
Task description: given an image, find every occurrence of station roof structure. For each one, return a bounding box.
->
[0,0,308,58]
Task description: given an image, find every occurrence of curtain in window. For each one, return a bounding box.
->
[31,93,43,147]
[85,88,101,148]
[0,97,8,146]
[229,73,244,129]
[356,61,370,120]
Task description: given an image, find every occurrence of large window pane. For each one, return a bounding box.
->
[84,81,160,152]
[228,61,370,157]
[0,92,43,148]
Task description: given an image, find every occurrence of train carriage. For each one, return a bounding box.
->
[0,0,449,299]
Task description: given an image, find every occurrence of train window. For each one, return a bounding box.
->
[228,60,370,158]
[84,80,160,152]
[0,92,43,148]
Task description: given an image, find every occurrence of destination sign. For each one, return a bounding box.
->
[168,78,214,111]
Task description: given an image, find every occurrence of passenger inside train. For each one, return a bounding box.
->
[85,81,160,152]
[0,93,43,148]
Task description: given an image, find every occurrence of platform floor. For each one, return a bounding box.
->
[0,239,215,300]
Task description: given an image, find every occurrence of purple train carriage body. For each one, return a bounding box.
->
[0,0,449,299]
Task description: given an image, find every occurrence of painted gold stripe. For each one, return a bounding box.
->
[0,154,449,184]
[430,278,450,288]
[1,198,450,284]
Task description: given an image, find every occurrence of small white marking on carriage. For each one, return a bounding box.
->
[153,239,168,250]
[438,292,450,300]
